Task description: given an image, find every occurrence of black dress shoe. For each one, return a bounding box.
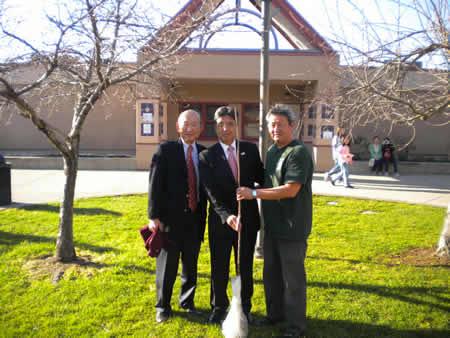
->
[208,310,226,324]
[155,311,170,323]
[256,316,284,326]
[280,327,306,337]
[184,306,201,315]
[245,312,253,324]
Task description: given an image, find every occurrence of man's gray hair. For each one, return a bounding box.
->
[178,109,201,124]
[266,104,296,125]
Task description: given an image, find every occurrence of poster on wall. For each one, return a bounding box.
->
[141,103,154,136]
[142,123,153,136]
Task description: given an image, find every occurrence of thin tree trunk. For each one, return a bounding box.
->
[55,148,78,262]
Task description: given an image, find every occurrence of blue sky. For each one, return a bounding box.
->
[0,0,445,67]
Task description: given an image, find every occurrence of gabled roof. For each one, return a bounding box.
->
[150,0,334,54]
[250,0,334,53]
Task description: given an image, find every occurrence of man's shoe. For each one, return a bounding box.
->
[256,316,284,326]
[245,312,253,325]
[330,179,335,186]
[155,311,170,323]
[184,306,201,315]
[208,309,226,324]
[280,327,306,337]
[345,184,354,189]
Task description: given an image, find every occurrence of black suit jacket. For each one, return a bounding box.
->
[148,140,207,241]
[199,141,264,238]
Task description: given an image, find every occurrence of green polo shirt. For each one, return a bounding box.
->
[262,140,314,241]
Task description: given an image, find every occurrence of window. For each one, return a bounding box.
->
[179,102,224,139]
[180,102,264,141]
[307,104,316,119]
[242,103,259,140]
[204,104,222,138]
[307,124,316,138]
[321,104,334,119]
[321,125,334,139]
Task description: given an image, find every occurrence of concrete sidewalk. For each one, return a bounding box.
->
[313,173,449,207]
[2,169,449,209]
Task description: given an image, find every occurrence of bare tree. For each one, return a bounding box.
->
[316,0,449,255]
[321,0,448,145]
[0,0,216,262]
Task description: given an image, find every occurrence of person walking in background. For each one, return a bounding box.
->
[324,127,345,182]
[368,136,383,174]
[382,137,400,177]
[330,134,354,188]
[199,106,264,324]
[148,109,207,323]
[237,105,314,337]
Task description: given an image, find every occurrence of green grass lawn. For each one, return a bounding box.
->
[0,195,448,337]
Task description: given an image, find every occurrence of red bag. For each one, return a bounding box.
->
[384,149,391,160]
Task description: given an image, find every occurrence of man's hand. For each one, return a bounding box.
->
[149,218,161,232]
[237,187,252,200]
[226,215,242,232]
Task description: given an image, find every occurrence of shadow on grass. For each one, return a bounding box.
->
[300,318,447,338]
[308,254,371,265]
[251,278,449,313]
[19,203,122,216]
[154,314,448,338]
[309,281,450,313]
[120,264,212,282]
[0,230,119,254]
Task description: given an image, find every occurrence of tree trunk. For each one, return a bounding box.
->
[55,150,78,262]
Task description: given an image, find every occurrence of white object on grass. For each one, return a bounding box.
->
[221,276,248,338]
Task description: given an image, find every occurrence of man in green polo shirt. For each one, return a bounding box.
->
[237,105,313,337]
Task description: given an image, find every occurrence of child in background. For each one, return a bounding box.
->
[330,135,354,188]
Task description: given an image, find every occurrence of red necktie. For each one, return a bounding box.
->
[227,145,238,182]
[187,145,197,211]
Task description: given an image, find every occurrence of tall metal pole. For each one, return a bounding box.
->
[255,0,272,259]
[259,0,271,162]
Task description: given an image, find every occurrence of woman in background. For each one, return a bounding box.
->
[382,137,400,177]
[368,136,383,174]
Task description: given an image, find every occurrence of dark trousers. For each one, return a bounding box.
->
[371,159,383,173]
[383,157,398,173]
[209,227,257,315]
[155,219,201,314]
[264,236,307,332]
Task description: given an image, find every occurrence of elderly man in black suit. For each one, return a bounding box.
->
[199,106,264,324]
[148,109,207,323]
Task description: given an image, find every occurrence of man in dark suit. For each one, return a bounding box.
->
[148,109,207,323]
[199,106,264,324]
